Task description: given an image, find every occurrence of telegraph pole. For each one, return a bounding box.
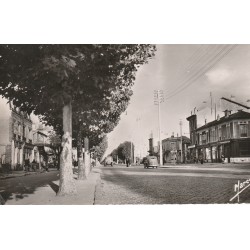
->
[154,90,164,166]
[179,120,183,163]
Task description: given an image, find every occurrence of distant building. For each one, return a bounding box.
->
[162,135,191,164]
[186,110,250,163]
[33,126,50,168]
[0,102,34,170]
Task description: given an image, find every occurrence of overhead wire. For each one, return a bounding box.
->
[165,45,237,100]
[164,45,223,96]
[164,44,228,97]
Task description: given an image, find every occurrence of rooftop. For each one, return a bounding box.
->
[196,110,250,131]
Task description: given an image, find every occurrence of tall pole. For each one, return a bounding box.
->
[210,92,213,116]
[179,120,183,163]
[154,90,164,166]
[130,140,132,164]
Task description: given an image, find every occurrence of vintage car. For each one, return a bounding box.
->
[144,156,158,169]
[104,156,114,166]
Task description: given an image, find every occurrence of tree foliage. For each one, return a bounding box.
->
[0,45,156,146]
[0,45,155,117]
[111,141,135,161]
[0,44,156,194]
[92,135,108,161]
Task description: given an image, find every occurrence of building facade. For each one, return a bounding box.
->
[0,102,34,170]
[186,110,250,163]
[162,135,191,164]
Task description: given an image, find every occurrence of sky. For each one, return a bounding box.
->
[105,44,250,158]
[1,45,250,158]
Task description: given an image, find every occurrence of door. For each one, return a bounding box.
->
[224,144,231,163]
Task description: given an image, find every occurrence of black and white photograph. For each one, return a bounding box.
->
[1,44,250,205]
[1,1,250,250]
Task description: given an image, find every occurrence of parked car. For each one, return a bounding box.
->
[144,156,158,169]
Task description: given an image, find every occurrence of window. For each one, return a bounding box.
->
[170,142,175,151]
[221,125,227,140]
[211,129,215,142]
[239,141,250,156]
[239,124,248,137]
[218,126,222,141]
[201,132,206,145]
[226,124,230,138]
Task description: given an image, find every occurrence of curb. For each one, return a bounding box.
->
[0,171,50,180]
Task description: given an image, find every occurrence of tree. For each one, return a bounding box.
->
[110,148,118,163]
[48,131,62,169]
[0,45,156,195]
[92,135,108,162]
[114,141,135,163]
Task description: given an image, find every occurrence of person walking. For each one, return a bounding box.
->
[126,158,130,167]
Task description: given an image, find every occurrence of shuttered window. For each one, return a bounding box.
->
[240,124,248,137]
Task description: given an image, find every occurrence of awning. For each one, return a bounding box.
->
[218,140,231,145]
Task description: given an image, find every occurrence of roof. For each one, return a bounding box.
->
[196,110,250,131]
[186,114,197,121]
[162,136,190,143]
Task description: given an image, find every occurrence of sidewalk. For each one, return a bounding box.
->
[0,168,58,180]
[4,167,101,205]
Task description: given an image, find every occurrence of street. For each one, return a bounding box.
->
[1,164,250,204]
[95,164,250,204]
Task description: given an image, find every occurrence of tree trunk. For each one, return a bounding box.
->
[84,150,90,176]
[57,100,77,196]
[84,137,90,177]
[77,130,86,180]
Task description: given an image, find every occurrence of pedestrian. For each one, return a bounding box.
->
[194,156,197,164]
[32,159,37,171]
[24,158,30,172]
[126,158,129,167]
[199,154,204,164]
[221,154,225,163]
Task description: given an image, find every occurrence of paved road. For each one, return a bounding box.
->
[0,171,59,203]
[95,164,250,204]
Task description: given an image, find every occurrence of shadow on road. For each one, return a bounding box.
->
[0,171,59,204]
[48,181,59,194]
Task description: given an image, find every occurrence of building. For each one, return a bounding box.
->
[162,134,191,164]
[186,110,250,163]
[0,101,34,170]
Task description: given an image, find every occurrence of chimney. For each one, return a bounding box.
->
[205,119,207,124]
[217,114,220,121]
[223,110,231,118]
[171,132,174,138]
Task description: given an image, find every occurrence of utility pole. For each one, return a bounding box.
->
[130,140,133,164]
[154,90,164,166]
[136,117,141,163]
[210,92,213,116]
[179,120,183,163]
